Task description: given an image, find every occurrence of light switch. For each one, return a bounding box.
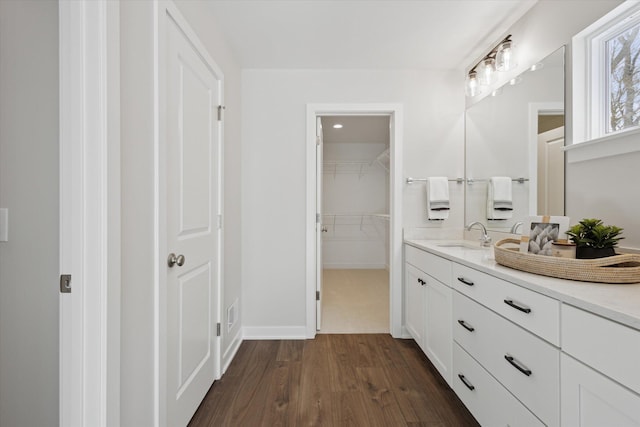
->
[0,208,8,242]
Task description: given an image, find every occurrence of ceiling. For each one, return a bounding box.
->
[205,0,537,70]
[321,116,390,144]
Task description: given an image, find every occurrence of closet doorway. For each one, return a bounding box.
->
[319,115,390,333]
[306,104,403,339]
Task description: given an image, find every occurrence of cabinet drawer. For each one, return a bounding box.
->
[452,263,560,345]
[562,304,640,395]
[405,244,452,286]
[454,292,560,427]
[453,343,544,427]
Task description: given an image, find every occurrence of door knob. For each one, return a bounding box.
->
[167,253,185,267]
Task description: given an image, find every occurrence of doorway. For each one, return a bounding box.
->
[319,116,390,333]
[537,115,565,216]
[305,104,403,339]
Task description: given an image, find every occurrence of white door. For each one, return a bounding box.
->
[404,263,425,346]
[165,15,220,427]
[424,277,453,386]
[316,116,324,330]
[537,126,564,216]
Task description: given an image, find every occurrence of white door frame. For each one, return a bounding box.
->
[59,1,121,425]
[154,2,224,425]
[528,102,564,215]
[305,104,403,339]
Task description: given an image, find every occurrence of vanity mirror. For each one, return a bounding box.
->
[465,46,565,232]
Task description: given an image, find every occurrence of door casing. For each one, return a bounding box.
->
[305,104,403,339]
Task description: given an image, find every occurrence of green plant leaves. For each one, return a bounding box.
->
[566,218,624,248]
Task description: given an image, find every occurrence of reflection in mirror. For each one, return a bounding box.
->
[465,46,565,232]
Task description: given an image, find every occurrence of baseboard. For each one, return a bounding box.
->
[399,325,413,339]
[242,326,307,340]
[221,329,243,375]
[322,263,387,269]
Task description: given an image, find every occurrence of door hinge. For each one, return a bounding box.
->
[316,136,321,146]
[217,105,225,121]
[316,213,320,223]
[216,322,221,337]
[316,291,320,301]
[218,214,223,229]
[60,274,72,293]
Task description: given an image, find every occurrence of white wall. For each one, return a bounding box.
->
[120,1,242,425]
[566,150,640,249]
[323,142,388,269]
[0,1,59,425]
[241,69,464,334]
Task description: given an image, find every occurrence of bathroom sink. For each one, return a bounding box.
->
[436,241,486,250]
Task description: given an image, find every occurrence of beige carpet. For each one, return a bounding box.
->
[319,269,389,334]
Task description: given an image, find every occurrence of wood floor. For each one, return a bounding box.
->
[189,334,479,426]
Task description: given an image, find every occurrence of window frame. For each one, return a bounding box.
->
[570,1,640,162]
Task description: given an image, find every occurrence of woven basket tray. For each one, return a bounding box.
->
[494,238,640,284]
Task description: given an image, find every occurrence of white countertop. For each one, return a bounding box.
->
[405,239,640,331]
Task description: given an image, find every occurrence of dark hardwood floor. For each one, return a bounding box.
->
[189,334,479,426]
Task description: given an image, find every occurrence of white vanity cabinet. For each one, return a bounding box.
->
[561,304,640,426]
[404,245,453,385]
[405,240,640,427]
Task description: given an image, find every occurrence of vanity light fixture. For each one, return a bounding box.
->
[333,124,343,129]
[465,70,480,97]
[477,57,497,86]
[496,38,515,71]
[465,35,515,97]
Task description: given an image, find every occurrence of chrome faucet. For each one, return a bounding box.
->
[510,221,523,234]
[467,221,492,247]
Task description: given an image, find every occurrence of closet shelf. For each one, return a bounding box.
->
[321,213,389,241]
[372,148,390,172]
[322,161,383,178]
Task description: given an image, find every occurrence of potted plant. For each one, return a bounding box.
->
[566,218,624,259]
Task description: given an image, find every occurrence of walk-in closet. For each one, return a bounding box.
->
[320,115,390,333]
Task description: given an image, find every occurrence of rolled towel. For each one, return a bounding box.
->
[426,177,450,220]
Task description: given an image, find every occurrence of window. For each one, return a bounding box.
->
[570,1,640,161]
[606,19,640,133]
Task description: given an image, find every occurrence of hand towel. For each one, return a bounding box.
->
[426,177,450,220]
[487,176,513,220]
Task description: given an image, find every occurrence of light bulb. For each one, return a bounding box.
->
[465,71,479,97]
[496,40,515,71]
[478,57,496,86]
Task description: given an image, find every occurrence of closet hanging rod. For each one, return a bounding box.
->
[467,177,529,184]
[406,177,464,184]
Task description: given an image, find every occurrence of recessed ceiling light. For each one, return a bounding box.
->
[333,124,343,129]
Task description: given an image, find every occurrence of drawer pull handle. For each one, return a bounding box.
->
[504,355,532,376]
[504,299,532,314]
[458,374,475,391]
[457,277,474,286]
[457,319,475,332]
[417,278,426,286]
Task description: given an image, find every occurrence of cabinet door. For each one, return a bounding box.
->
[562,354,640,427]
[424,277,452,386]
[405,263,425,348]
